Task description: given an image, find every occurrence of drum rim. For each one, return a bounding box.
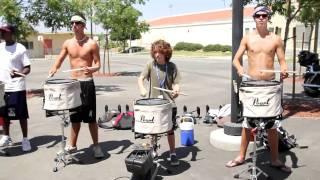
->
[135,98,171,105]
[241,80,280,87]
[45,78,79,84]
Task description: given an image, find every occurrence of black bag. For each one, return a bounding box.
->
[298,51,319,67]
[262,127,297,152]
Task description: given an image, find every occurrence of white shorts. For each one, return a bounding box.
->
[242,118,281,129]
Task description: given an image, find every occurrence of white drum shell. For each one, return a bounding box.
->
[43,79,82,111]
[0,82,4,108]
[240,83,283,118]
[134,100,173,134]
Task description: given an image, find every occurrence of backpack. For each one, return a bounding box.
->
[112,111,134,130]
[262,126,297,152]
[98,105,134,130]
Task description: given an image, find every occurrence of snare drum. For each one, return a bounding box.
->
[239,80,282,118]
[134,98,173,134]
[43,79,82,111]
[0,81,4,108]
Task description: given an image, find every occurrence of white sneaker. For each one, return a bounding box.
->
[65,145,77,153]
[22,138,31,152]
[0,136,13,147]
[93,145,104,159]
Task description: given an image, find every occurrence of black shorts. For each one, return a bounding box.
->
[70,80,96,123]
[3,91,29,120]
[171,107,177,131]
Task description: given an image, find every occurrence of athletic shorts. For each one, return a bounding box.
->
[70,79,96,123]
[3,91,29,120]
[170,107,178,132]
[242,117,281,129]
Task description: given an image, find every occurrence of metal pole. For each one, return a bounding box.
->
[292,27,296,100]
[314,19,319,54]
[231,0,243,123]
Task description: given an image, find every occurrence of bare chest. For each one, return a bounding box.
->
[67,42,93,59]
[247,38,276,54]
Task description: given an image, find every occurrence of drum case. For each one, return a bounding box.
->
[125,148,153,175]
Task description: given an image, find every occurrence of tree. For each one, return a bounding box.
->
[93,0,149,74]
[94,0,148,49]
[296,0,320,52]
[25,0,79,32]
[0,0,34,41]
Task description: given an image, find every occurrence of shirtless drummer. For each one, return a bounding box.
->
[49,14,104,158]
[226,6,291,173]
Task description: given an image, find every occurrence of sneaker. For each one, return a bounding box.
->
[0,136,13,147]
[93,145,104,159]
[65,145,77,153]
[22,138,31,152]
[170,154,180,166]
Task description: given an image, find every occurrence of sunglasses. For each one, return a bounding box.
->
[71,21,82,26]
[254,14,268,19]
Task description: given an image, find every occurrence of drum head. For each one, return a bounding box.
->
[46,79,77,84]
[135,98,170,105]
[241,80,280,87]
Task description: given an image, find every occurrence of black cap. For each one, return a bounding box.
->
[0,24,16,33]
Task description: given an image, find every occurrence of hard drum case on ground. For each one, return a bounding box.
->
[134,98,173,134]
[125,148,153,175]
[239,80,283,118]
[43,79,82,111]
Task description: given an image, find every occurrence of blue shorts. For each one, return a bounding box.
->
[70,80,96,123]
[3,91,29,120]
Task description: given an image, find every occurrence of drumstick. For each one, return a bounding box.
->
[13,71,26,77]
[62,66,98,73]
[0,67,26,77]
[153,87,188,96]
[260,69,298,74]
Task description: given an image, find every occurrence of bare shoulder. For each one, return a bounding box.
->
[63,38,74,48]
[87,38,99,47]
[270,32,281,41]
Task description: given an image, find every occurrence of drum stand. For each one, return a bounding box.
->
[150,134,172,180]
[234,119,271,180]
[52,110,80,172]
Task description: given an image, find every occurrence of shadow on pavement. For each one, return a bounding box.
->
[113,71,141,77]
[157,142,202,177]
[0,135,61,157]
[74,139,133,165]
[238,148,298,180]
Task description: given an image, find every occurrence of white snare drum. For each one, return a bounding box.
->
[43,79,82,111]
[239,80,282,118]
[134,98,173,134]
[0,81,4,108]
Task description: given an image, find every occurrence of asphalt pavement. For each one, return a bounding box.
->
[0,54,319,180]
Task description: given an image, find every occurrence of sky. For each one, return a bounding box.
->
[134,0,233,20]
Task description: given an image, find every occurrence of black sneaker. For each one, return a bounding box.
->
[170,154,180,166]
